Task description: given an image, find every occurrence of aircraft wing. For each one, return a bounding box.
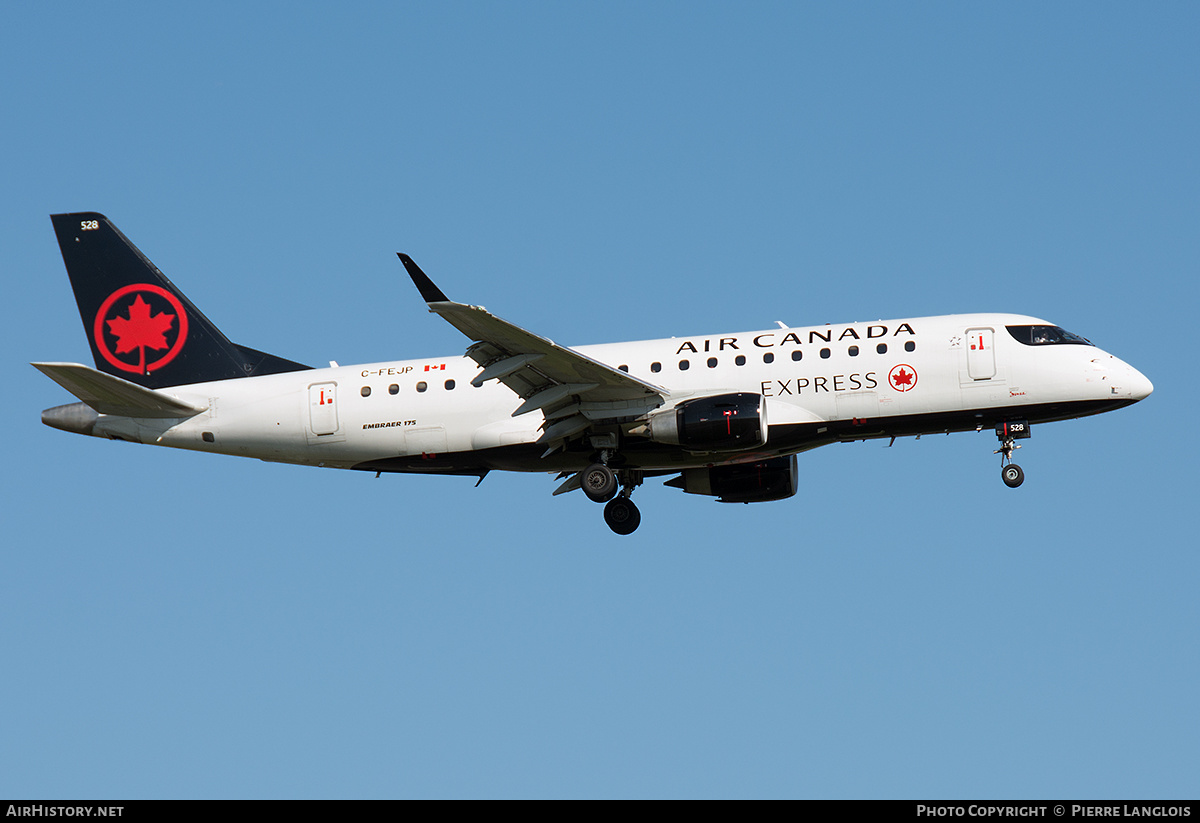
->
[399,255,665,443]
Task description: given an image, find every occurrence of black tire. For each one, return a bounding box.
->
[604,497,641,535]
[582,463,618,503]
[1002,463,1025,488]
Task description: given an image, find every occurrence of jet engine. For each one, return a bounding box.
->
[665,455,799,503]
[638,392,767,452]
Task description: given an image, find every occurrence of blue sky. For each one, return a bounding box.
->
[3,2,1197,798]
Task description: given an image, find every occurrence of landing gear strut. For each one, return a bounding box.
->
[580,445,644,534]
[603,470,644,535]
[579,463,642,534]
[994,420,1030,488]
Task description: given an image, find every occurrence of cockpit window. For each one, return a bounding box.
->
[1006,325,1093,346]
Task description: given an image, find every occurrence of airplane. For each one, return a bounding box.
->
[36,212,1153,535]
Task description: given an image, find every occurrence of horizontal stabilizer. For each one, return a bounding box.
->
[32,362,207,418]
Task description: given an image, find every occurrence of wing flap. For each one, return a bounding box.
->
[32,362,208,418]
[470,353,545,387]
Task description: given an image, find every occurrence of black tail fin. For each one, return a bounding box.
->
[51,212,310,389]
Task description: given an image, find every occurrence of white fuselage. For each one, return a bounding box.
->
[77,312,1152,475]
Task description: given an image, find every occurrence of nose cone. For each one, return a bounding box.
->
[1090,354,1153,402]
[1128,366,1154,402]
[1108,356,1153,402]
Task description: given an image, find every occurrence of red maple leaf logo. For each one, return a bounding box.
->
[106,295,176,373]
[888,364,917,392]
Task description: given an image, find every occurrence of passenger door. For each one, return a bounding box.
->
[965,328,996,380]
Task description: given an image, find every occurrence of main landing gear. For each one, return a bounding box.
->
[604,495,641,536]
[582,456,644,535]
[582,463,618,503]
[994,420,1031,488]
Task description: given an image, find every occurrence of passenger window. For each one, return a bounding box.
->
[820,348,831,359]
[876,343,887,355]
[848,346,859,356]
[651,362,662,373]
[445,379,455,390]
[707,357,718,368]
[763,352,774,364]
[735,355,746,366]
[388,383,399,395]
[679,360,690,371]
[791,350,802,361]
[416,381,428,393]
[361,386,371,397]
[905,341,916,353]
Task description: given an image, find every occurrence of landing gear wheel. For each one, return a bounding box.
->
[582,463,618,503]
[604,497,641,535]
[1002,463,1025,488]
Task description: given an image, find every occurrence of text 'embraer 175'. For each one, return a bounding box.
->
[36,213,1153,534]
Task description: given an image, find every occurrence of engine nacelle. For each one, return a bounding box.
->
[644,392,767,452]
[665,455,799,503]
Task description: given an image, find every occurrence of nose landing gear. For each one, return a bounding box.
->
[994,420,1030,488]
[1001,463,1025,488]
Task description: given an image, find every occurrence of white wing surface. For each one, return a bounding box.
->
[398,254,666,448]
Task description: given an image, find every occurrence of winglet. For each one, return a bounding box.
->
[397,253,450,303]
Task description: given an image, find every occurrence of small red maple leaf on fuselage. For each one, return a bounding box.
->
[106,295,175,371]
[893,369,913,386]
